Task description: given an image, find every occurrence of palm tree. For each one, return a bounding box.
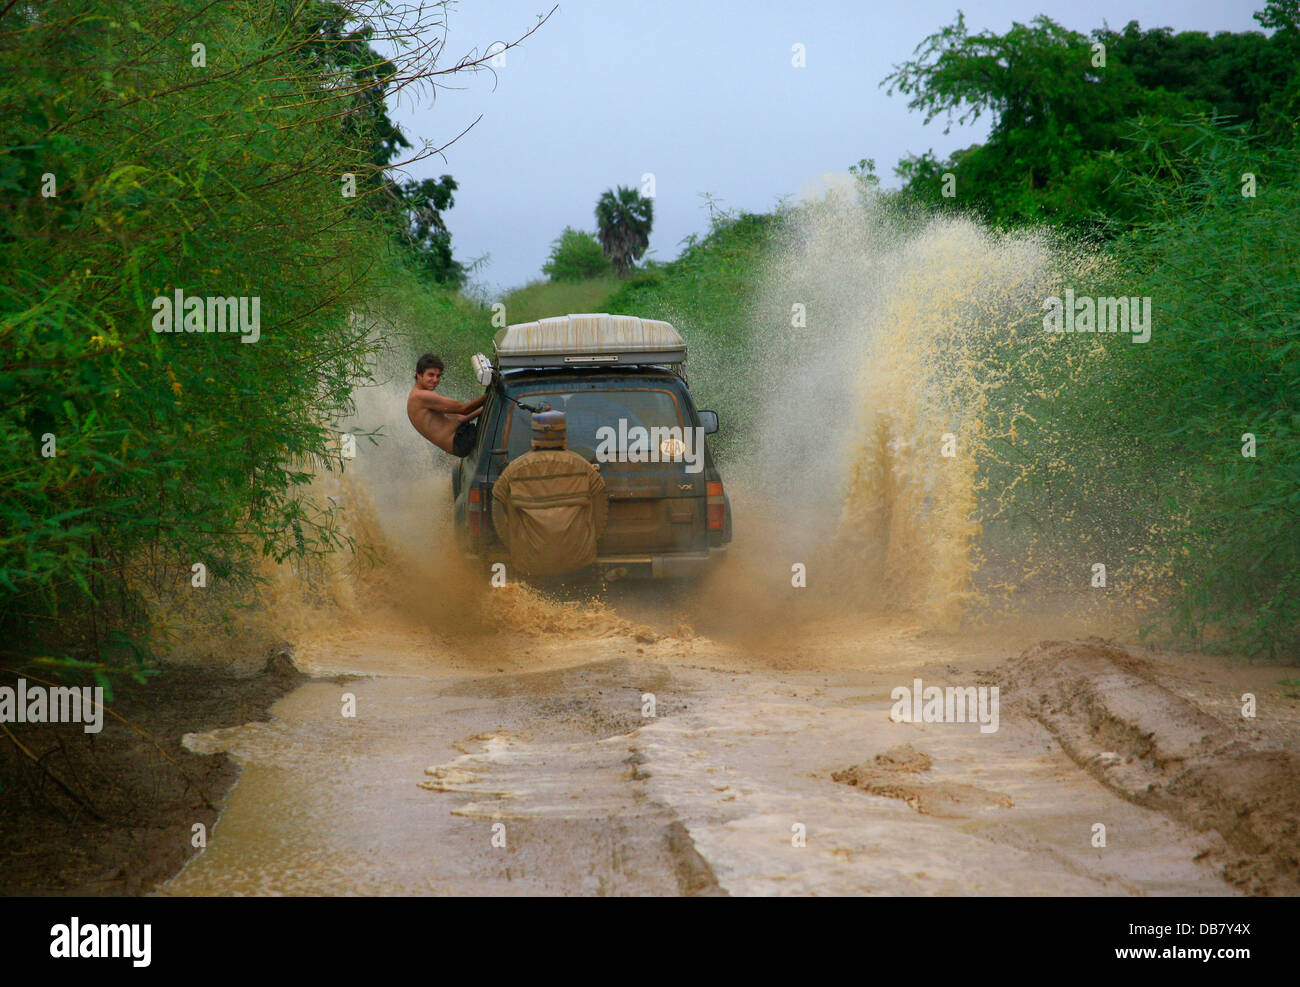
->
[595,186,654,277]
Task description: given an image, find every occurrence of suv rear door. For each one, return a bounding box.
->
[498,377,707,557]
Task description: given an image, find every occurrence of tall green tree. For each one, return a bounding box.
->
[1255,0,1300,145]
[882,8,1300,228]
[1092,21,1290,126]
[300,1,466,285]
[595,186,654,277]
[395,175,466,286]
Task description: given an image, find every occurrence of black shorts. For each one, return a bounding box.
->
[452,420,478,458]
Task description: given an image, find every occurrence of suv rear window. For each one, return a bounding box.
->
[503,387,684,460]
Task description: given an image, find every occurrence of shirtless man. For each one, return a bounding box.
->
[406,353,487,457]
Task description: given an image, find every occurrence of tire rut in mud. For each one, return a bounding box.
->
[1001,638,1300,895]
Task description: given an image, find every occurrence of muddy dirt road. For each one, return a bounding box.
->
[158,591,1297,896]
[152,201,1300,896]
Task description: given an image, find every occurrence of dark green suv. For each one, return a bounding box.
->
[451,314,731,579]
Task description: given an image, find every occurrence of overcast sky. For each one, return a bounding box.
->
[387,0,1267,294]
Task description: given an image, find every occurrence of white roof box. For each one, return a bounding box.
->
[493,313,686,369]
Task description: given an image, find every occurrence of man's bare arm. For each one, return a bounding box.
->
[411,389,485,416]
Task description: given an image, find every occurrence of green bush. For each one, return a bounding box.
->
[1104,122,1299,655]
[0,1,426,670]
[975,120,1300,657]
[541,227,611,281]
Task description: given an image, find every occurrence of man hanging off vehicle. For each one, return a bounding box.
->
[406,353,486,457]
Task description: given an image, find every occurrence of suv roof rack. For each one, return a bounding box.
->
[493,314,686,369]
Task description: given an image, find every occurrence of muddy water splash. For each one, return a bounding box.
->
[722,176,1105,629]
[246,375,666,675]
[150,179,1116,666]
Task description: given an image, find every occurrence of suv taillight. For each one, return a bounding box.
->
[468,486,483,536]
[706,481,724,531]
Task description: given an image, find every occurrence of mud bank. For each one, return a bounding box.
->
[1002,639,1300,895]
[0,652,303,895]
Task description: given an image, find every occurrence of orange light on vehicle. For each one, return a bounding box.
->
[706,481,724,531]
[468,486,483,536]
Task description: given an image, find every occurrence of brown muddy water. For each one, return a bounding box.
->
[158,182,1288,896]
[164,606,1242,896]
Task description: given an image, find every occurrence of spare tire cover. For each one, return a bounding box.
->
[491,449,608,575]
